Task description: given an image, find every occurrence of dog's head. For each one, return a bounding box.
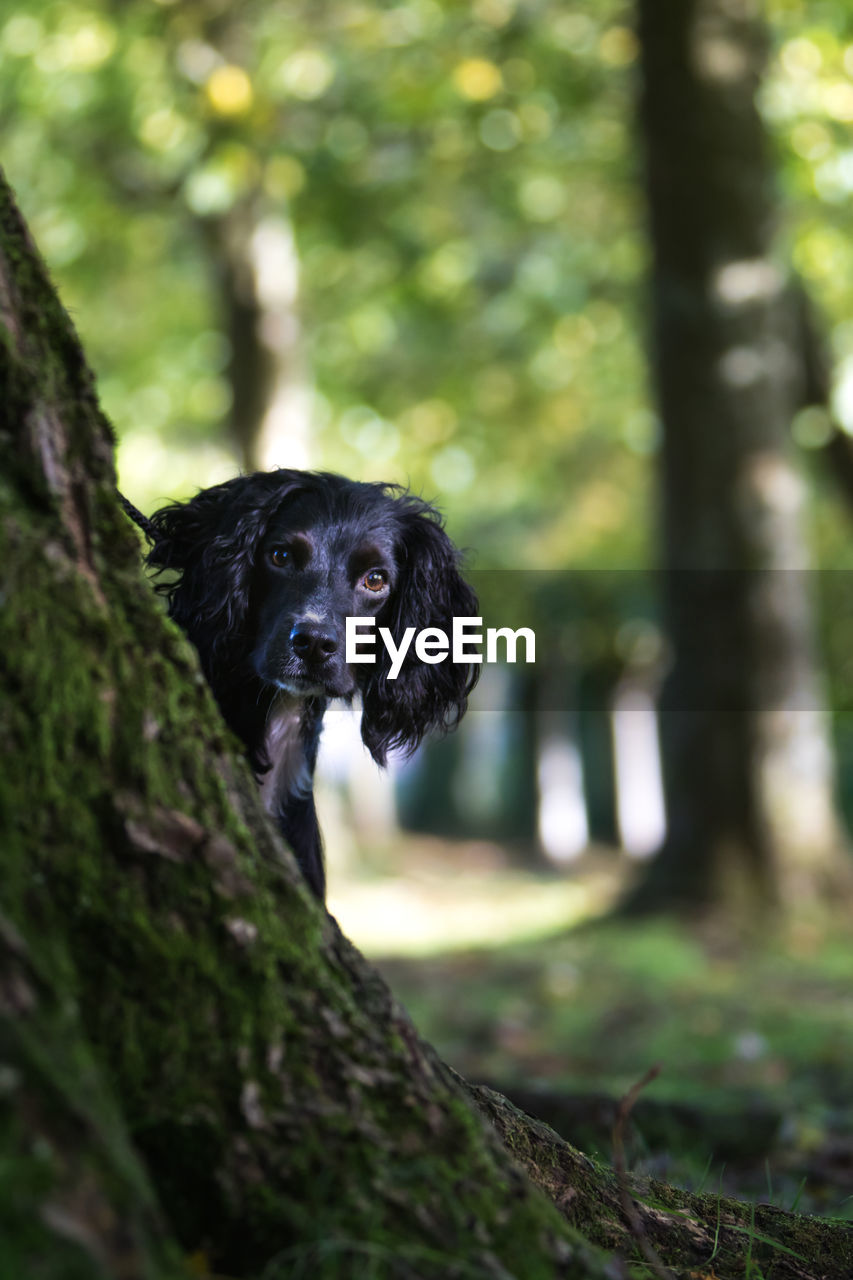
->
[147,470,479,763]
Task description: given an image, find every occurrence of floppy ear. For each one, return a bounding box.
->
[360,498,479,764]
[146,471,304,684]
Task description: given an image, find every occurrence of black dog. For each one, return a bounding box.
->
[146,470,478,900]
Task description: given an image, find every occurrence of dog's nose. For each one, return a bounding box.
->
[290,622,338,663]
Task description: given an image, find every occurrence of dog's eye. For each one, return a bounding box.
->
[362,569,388,592]
[269,547,290,568]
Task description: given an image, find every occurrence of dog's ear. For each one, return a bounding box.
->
[146,471,305,680]
[360,498,479,765]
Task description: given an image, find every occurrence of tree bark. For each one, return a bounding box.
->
[630,0,852,916]
[3,169,853,1278]
[467,1079,853,1280]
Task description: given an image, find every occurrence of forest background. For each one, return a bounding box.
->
[6,0,853,1240]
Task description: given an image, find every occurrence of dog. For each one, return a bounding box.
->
[146,469,479,900]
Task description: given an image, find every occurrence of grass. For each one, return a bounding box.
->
[328,835,853,1217]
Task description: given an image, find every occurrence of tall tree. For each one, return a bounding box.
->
[207,202,313,471]
[630,0,852,915]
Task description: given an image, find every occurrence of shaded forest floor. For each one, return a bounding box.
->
[329,834,853,1221]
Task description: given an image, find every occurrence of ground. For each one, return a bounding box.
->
[328,828,853,1223]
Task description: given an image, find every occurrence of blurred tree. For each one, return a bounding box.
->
[203,198,312,470]
[629,0,853,915]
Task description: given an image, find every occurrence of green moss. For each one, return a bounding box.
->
[0,1000,186,1279]
[0,396,605,1275]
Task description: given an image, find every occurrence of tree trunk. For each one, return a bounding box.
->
[630,0,851,916]
[4,169,853,1278]
[207,202,313,472]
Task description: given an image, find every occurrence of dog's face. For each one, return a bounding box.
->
[148,469,479,763]
[252,490,398,700]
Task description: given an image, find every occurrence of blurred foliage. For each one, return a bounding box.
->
[764,1,853,570]
[4,0,853,568]
[0,0,675,565]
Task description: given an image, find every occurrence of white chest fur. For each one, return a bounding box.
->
[257,698,311,811]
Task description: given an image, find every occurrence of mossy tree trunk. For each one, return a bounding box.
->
[631,0,852,917]
[3,169,853,1278]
